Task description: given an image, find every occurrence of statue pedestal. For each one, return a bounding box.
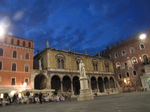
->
[77,77,94,101]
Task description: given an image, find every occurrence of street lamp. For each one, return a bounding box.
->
[139,33,146,40]
[0,26,5,36]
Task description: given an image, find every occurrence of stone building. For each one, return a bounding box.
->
[0,35,34,90]
[100,29,150,92]
[32,44,119,95]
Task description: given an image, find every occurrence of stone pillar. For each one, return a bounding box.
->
[77,77,94,101]
[61,81,63,92]
[96,79,100,93]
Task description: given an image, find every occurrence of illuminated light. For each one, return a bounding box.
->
[140,34,146,40]
[23,82,27,87]
[18,93,22,98]
[10,91,16,96]
[124,79,127,83]
[0,26,4,36]
[1,93,4,98]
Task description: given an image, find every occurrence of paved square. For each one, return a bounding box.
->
[1,92,150,112]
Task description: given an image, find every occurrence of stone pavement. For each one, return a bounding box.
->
[1,92,150,112]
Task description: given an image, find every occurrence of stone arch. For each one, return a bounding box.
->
[110,77,115,88]
[98,77,104,92]
[51,75,61,92]
[104,77,109,89]
[91,76,97,90]
[34,73,48,89]
[63,76,71,92]
[73,76,80,95]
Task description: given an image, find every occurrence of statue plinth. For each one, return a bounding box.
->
[77,77,94,101]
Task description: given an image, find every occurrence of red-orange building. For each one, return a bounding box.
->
[0,35,34,90]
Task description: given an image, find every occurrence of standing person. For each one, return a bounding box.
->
[67,90,71,101]
[13,93,18,105]
[39,92,43,104]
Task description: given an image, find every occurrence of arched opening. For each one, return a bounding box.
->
[73,76,80,95]
[91,77,97,91]
[104,77,109,89]
[98,77,104,92]
[51,75,61,92]
[110,77,115,88]
[34,74,47,89]
[63,76,71,92]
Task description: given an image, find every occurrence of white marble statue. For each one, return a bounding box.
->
[39,58,42,70]
[79,60,86,77]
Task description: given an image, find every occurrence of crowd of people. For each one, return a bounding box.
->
[0,91,72,106]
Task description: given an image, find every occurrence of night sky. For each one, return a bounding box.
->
[0,0,150,55]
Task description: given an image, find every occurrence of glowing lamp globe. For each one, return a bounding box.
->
[140,34,146,40]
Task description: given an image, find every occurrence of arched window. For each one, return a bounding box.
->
[131,57,138,64]
[129,47,134,53]
[17,40,20,46]
[143,55,149,64]
[126,72,130,77]
[0,48,3,56]
[105,61,109,72]
[25,64,29,72]
[0,61,2,70]
[28,42,31,48]
[11,38,14,45]
[122,50,126,56]
[114,53,119,59]
[140,43,145,50]
[55,54,65,69]
[133,70,137,75]
[12,63,16,71]
[11,78,16,85]
[25,53,29,59]
[92,59,98,71]
[23,41,25,47]
[13,51,17,58]
[118,74,122,79]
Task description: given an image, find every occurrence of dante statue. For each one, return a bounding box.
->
[79,60,86,77]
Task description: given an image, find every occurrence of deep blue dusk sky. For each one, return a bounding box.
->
[0,0,150,55]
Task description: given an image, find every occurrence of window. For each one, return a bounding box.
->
[133,70,137,75]
[76,61,79,70]
[55,54,65,69]
[129,47,134,53]
[118,74,122,79]
[122,50,126,56]
[11,39,14,45]
[131,57,138,64]
[17,40,20,46]
[126,72,130,77]
[92,59,98,71]
[23,41,25,47]
[11,78,16,85]
[25,78,29,85]
[12,63,16,71]
[0,61,2,70]
[143,55,149,64]
[28,42,31,48]
[124,62,127,66]
[105,61,109,72]
[114,53,119,59]
[140,43,145,50]
[25,64,29,72]
[0,48,3,56]
[13,51,17,58]
[25,53,29,59]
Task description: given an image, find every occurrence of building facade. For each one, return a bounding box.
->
[0,35,34,90]
[100,29,150,92]
[32,46,120,95]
